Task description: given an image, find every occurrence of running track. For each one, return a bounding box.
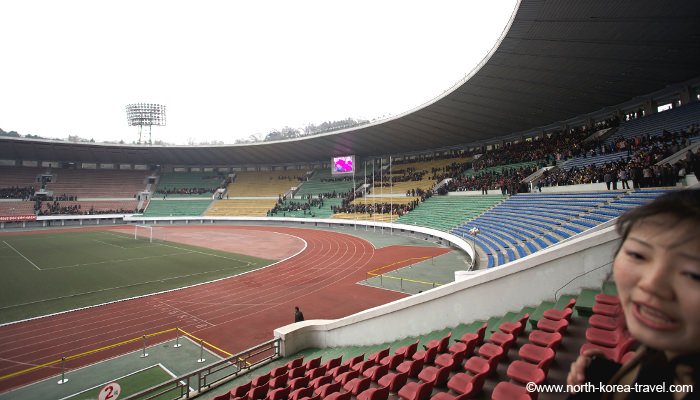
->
[0,225,449,392]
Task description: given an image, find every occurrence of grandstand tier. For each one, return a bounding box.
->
[156,171,227,197]
[206,199,279,217]
[142,199,213,217]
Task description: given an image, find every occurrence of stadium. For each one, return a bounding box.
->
[1,1,699,400]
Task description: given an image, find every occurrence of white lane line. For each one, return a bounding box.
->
[2,240,41,270]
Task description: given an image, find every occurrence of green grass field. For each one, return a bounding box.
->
[0,230,274,324]
[64,364,172,400]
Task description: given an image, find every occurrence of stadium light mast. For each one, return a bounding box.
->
[125,103,166,145]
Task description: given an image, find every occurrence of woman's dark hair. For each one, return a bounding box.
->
[616,189,700,245]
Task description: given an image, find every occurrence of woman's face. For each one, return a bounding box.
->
[613,216,700,356]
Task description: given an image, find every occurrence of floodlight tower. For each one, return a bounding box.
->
[125,103,166,145]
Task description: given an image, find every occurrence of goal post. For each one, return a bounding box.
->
[134,224,153,243]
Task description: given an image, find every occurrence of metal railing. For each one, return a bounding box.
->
[366,272,442,291]
[125,338,281,400]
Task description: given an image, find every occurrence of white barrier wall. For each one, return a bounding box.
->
[274,225,620,356]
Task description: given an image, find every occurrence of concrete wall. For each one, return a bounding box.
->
[274,225,620,356]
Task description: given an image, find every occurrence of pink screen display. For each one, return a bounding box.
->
[333,156,354,174]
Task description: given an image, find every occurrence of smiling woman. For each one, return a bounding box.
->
[568,190,700,400]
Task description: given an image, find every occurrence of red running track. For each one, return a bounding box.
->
[0,225,449,392]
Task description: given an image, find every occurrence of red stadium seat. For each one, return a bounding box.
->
[499,314,530,336]
[270,365,288,378]
[518,343,555,367]
[528,330,563,349]
[537,317,569,334]
[343,376,372,396]
[446,371,487,396]
[379,353,404,369]
[369,347,391,363]
[287,366,307,380]
[592,303,622,317]
[580,337,637,363]
[248,383,269,400]
[357,386,390,400]
[310,375,332,390]
[417,362,453,387]
[290,387,313,400]
[395,340,420,359]
[377,371,408,392]
[314,382,341,398]
[456,323,487,347]
[492,381,536,400]
[286,356,304,369]
[507,360,546,385]
[488,331,516,351]
[396,358,424,378]
[542,307,573,322]
[328,364,349,379]
[351,359,376,374]
[305,366,327,380]
[430,392,475,400]
[585,326,631,348]
[288,376,310,391]
[265,387,290,400]
[398,381,434,400]
[418,332,452,356]
[464,355,498,376]
[543,299,576,320]
[304,356,322,370]
[252,372,270,387]
[435,347,467,371]
[230,382,251,398]
[595,293,620,306]
[323,392,351,400]
[333,370,359,385]
[412,345,437,364]
[268,373,288,389]
[346,354,366,369]
[212,393,231,400]
[362,363,389,382]
[589,314,625,331]
[476,343,504,362]
[322,355,343,370]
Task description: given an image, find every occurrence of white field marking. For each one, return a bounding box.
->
[157,242,254,264]
[0,267,246,311]
[155,299,214,327]
[106,229,255,264]
[157,362,194,392]
[42,251,194,270]
[56,364,164,400]
[2,240,41,270]
[92,238,129,249]
[0,332,194,396]
[0,230,308,328]
[92,237,157,250]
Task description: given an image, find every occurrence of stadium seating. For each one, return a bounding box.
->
[206,199,278,217]
[43,168,149,198]
[227,171,306,197]
[450,189,671,268]
[156,171,226,197]
[205,279,637,400]
[396,195,505,231]
[142,199,213,216]
[295,169,355,198]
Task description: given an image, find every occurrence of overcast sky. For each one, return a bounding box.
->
[0,0,517,145]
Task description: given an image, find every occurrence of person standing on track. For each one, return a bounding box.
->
[294,306,304,323]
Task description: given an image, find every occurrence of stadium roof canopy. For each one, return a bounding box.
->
[2,0,699,166]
